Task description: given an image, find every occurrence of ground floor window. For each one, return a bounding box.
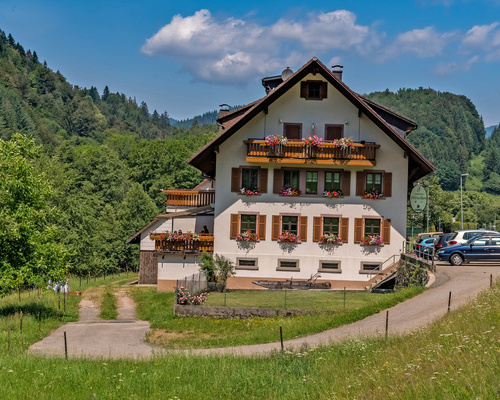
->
[360,262,381,273]
[318,260,341,273]
[277,259,300,271]
[236,258,258,270]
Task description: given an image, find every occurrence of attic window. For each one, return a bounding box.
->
[301,81,327,100]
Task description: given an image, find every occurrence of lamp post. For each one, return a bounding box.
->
[460,173,469,229]
[426,185,434,232]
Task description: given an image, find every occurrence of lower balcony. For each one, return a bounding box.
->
[244,139,379,166]
[163,189,215,207]
[152,234,214,255]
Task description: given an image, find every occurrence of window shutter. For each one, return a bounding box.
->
[356,171,366,197]
[231,168,240,192]
[230,214,239,239]
[340,170,351,196]
[272,215,280,240]
[300,82,307,98]
[299,216,308,242]
[313,217,321,242]
[258,215,266,240]
[273,169,283,194]
[382,219,391,244]
[341,217,349,243]
[383,172,392,198]
[259,168,268,194]
[320,82,327,99]
[354,218,363,243]
[325,125,343,140]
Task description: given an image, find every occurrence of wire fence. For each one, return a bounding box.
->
[176,272,208,296]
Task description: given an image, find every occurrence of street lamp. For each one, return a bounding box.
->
[460,173,469,229]
[426,185,434,232]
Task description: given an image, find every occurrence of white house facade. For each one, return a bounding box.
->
[130,57,434,291]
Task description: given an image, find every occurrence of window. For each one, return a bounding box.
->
[283,170,300,190]
[473,238,489,246]
[366,173,382,192]
[241,168,258,191]
[492,238,500,246]
[319,261,341,273]
[325,171,341,192]
[325,124,343,141]
[240,215,257,234]
[236,258,258,270]
[284,123,302,140]
[360,263,381,273]
[323,217,340,235]
[364,218,381,236]
[300,81,327,100]
[306,171,318,194]
[282,216,298,235]
[277,259,300,271]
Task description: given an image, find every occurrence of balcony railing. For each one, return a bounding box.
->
[244,139,379,166]
[153,234,214,254]
[163,189,215,207]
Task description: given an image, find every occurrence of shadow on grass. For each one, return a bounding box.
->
[0,303,58,319]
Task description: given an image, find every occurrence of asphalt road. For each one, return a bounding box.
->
[29,262,500,359]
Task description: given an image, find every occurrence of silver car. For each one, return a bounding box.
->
[447,230,499,246]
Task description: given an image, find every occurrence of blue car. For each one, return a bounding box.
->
[436,234,500,265]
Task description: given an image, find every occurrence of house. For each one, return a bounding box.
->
[129,57,435,291]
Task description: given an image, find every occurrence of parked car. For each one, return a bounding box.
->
[446,230,499,246]
[436,234,500,265]
[414,237,437,257]
[434,232,456,252]
[417,232,443,241]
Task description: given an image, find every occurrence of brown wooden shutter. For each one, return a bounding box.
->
[340,170,351,196]
[383,172,392,198]
[273,169,283,194]
[259,168,268,194]
[354,218,363,243]
[300,82,307,98]
[231,168,240,192]
[258,215,266,240]
[325,125,343,140]
[313,217,321,242]
[356,171,366,197]
[299,216,308,242]
[320,81,327,99]
[382,218,391,244]
[272,215,281,240]
[284,123,301,140]
[230,214,239,239]
[341,217,349,243]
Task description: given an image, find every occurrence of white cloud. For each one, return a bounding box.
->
[434,55,479,76]
[461,22,500,61]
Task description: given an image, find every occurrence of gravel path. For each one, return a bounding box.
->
[29,263,500,359]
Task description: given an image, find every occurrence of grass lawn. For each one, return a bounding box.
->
[0,281,498,399]
[132,287,425,349]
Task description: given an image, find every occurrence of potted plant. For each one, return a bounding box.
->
[278,231,300,243]
[324,190,342,198]
[302,134,323,147]
[265,134,287,146]
[360,234,384,245]
[236,230,259,242]
[363,189,383,199]
[240,188,259,196]
[319,233,342,244]
[280,187,301,196]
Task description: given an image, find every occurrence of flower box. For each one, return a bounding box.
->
[149,231,200,241]
[360,234,384,245]
[278,231,300,243]
[324,190,342,198]
[265,134,287,146]
[279,187,301,196]
[236,230,259,242]
[363,190,383,199]
[319,234,342,244]
[302,134,323,147]
[240,188,259,196]
[332,137,354,148]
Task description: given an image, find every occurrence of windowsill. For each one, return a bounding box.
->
[359,243,384,246]
[276,267,300,272]
[359,270,381,274]
[277,240,301,244]
[318,268,342,274]
[361,196,385,200]
[236,265,259,271]
[238,192,261,197]
[235,239,260,243]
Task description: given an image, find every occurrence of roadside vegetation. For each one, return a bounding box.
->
[0,281,498,399]
[132,287,424,349]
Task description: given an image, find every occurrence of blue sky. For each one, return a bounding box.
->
[1,0,499,126]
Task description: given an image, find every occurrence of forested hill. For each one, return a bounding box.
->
[365,88,493,191]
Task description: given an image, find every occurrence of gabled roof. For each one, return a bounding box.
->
[188,57,435,183]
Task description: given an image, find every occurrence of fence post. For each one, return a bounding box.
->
[343,287,346,311]
[64,331,68,360]
[20,311,23,344]
[280,326,284,354]
[385,310,389,339]
[447,291,452,313]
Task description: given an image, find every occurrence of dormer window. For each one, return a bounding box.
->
[300,80,327,100]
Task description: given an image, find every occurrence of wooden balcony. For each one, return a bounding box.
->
[153,234,214,254]
[244,139,380,166]
[163,189,215,207]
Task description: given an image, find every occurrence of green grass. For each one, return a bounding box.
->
[99,286,118,320]
[132,287,425,349]
[0,281,498,399]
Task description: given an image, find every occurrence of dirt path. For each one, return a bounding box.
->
[29,263,500,359]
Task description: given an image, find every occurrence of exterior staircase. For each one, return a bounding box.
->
[364,255,400,291]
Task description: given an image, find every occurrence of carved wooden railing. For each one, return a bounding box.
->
[244,139,379,163]
[153,234,214,254]
[163,189,215,207]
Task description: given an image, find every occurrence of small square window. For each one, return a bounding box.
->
[319,261,341,273]
[360,263,381,273]
[236,258,258,270]
[277,259,300,271]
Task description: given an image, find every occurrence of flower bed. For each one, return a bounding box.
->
[302,134,322,147]
[236,229,259,242]
[149,231,200,241]
[240,188,259,196]
[278,231,300,243]
[280,187,301,196]
[360,234,384,245]
[265,134,287,146]
[363,190,383,199]
[319,234,342,244]
[176,286,208,305]
[324,190,342,198]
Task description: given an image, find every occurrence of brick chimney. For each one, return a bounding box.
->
[219,103,230,118]
[332,65,343,81]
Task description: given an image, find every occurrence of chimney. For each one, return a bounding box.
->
[219,103,230,118]
[332,65,343,81]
